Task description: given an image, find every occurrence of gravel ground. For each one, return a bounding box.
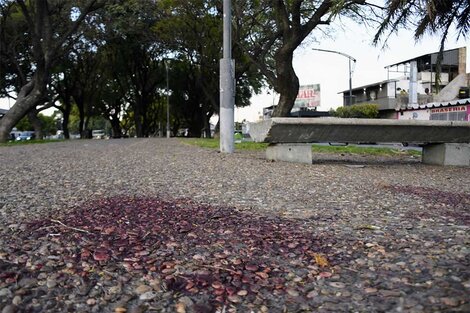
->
[0,138,469,313]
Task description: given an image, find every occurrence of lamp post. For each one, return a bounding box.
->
[312,48,356,106]
[164,59,170,138]
[219,0,235,153]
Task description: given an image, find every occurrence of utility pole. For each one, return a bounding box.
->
[219,0,235,153]
[312,48,356,106]
[165,60,170,138]
[409,60,418,107]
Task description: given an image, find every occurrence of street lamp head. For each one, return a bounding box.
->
[311,48,356,62]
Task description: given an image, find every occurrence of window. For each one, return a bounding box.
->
[448,112,466,121]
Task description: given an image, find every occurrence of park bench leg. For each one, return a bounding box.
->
[266,144,312,164]
[422,143,470,166]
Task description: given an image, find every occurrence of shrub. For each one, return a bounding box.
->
[330,103,379,118]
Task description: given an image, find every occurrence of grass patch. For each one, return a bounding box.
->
[180,138,269,150]
[0,139,65,147]
[181,138,421,156]
[180,138,219,149]
[312,144,422,156]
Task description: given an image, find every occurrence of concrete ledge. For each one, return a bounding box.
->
[266,144,312,164]
[422,143,470,166]
[249,118,470,166]
[249,118,470,144]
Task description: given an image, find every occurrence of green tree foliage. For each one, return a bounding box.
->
[155,0,264,137]
[0,2,32,95]
[100,0,164,137]
[330,103,379,118]
[0,0,109,142]
[375,0,469,45]
[15,112,58,135]
[156,0,223,136]
[1,0,400,141]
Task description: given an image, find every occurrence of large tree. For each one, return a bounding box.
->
[0,1,44,137]
[156,0,264,136]
[99,0,164,137]
[234,0,378,117]
[0,0,106,142]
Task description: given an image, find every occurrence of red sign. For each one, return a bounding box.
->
[431,106,466,113]
[294,84,321,108]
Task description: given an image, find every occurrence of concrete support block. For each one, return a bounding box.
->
[266,144,312,164]
[422,143,470,166]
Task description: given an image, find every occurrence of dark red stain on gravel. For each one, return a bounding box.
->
[384,185,470,225]
[23,196,336,306]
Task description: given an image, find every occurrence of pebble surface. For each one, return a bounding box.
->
[0,138,469,312]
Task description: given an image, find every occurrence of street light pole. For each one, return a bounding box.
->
[348,58,352,105]
[219,0,235,153]
[312,48,356,106]
[165,60,170,138]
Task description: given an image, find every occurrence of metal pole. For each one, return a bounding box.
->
[348,58,352,105]
[223,0,231,60]
[166,60,170,138]
[220,0,234,153]
[312,48,356,106]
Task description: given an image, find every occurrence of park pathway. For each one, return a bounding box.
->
[0,138,469,312]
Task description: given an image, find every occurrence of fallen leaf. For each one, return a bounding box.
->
[211,281,224,289]
[228,295,241,303]
[255,271,269,279]
[313,254,329,267]
[286,288,299,297]
[93,250,109,262]
[245,263,259,272]
[319,272,332,278]
[175,302,186,313]
[356,224,381,230]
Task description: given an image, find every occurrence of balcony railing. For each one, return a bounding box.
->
[345,94,435,110]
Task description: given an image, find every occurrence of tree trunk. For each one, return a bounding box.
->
[76,99,85,138]
[83,117,91,138]
[213,120,220,138]
[27,109,43,139]
[0,80,44,142]
[62,115,70,139]
[110,116,122,138]
[203,112,212,138]
[134,112,143,137]
[58,92,73,139]
[62,101,71,139]
[133,98,144,137]
[272,50,299,117]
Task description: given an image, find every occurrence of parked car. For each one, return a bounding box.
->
[16,134,32,141]
[92,129,105,139]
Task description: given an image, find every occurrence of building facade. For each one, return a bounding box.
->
[397,99,470,122]
[340,47,469,120]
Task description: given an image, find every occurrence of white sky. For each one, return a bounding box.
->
[1,15,469,124]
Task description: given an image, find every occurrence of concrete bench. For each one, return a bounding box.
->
[248,118,470,166]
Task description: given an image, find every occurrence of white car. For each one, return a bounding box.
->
[92,130,105,139]
[15,134,32,141]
